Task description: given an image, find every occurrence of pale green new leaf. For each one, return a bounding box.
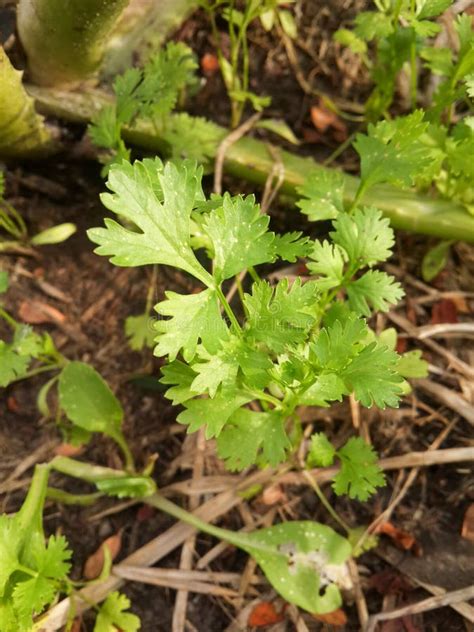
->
[333,437,385,501]
[177,391,251,438]
[330,207,395,267]
[154,289,227,362]
[296,170,345,221]
[341,343,403,408]
[203,194,275,281]
[88,159,213,286]
[94,592,140,632]
[307,240,347,290]
[396,350,428,378]
[346,270,404,316]
[217,409,290,470]
[307,433,336,468]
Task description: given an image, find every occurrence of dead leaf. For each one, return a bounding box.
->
[54,443,84,457]
[6,396,20,413]
[69,618,82,632]
[248,601,285,627]
[261,484,286,505]
[461,504,474,543]
[431,299,458,324]
[83,532,122,579]
[448,294,469,313]
[19,300,66,325]
[201,52,219,75]
[136,504,155,522]
[396,337,407,354]
[376,522,419,553]
[310,99,347,140]
[369,569,413,596]
[312,608,347,626]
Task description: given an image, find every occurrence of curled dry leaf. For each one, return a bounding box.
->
[261,484,286,505]
[54,443,84,457]
[312,607,348,626]
[84,531,122,580]
[18,300,66,325]
[376,522,419,553]
[310,99,347,142]
[248,601,285,627]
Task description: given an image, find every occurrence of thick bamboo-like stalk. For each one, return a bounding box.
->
[27,84,474,243]
[0,48,53,158]
[17,0,129,86]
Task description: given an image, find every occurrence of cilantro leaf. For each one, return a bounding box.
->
[346,270,404,316]
[273,231,311,262]
[296,170,345,221]
[307,433,336,468]
[396,349,428,378]
[190,346,239,398]
[203,194,275,281]
[354,111,433,189]
[177,391,251,438]
[340,342,403,408]
[333,437,385,501]
[94,591,140,632]
[125,314,155,351]
[0,515,21,596]
[217,409,290,470]
[312,315,368,372]
[154,289,227,362]
[330,207,395,268]
[299,373,347,407]
[160,360,197,405]
[244,278,319,353]
[12,575,56,630]
[416,0,452,19]
[88,159,213,286]
[163,113,225,162]
[0,342,30,387]
[307,240,347,290]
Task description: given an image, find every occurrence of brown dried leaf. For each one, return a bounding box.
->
[248,601,285,627]
[18,300,66,325]
[83,532,122,580]
[312,608,348,626]
[461,504,474,543]
[376,522,418,553]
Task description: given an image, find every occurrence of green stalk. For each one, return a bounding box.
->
[17,0,129,86]
[0,47,53,158]
[16,463,50,537]
[26,85,474,243]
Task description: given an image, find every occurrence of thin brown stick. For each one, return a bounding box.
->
[214,113,261,195]
[348,559,369,629]
[416,379,474,427]
[365,585,474,632]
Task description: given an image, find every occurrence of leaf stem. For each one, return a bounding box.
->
[216,285,242,333]
[302,469,351,534]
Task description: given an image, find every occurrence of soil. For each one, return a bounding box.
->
[1,1,474,631]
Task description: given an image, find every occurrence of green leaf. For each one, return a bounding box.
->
[273,231,311,262]
[94,592,140,632]
[312,315,368,372]
[296,171,345,221]
[346,270,404,316]
[256,118,300,144]
[421,240,452,282]
[177,391,251,438]
[354,11,393,40]
[334,28,368,55]
[307,433,336,468]
[0,515,21,596]
[12,575,56,630]
[203,194,275,281]
[307,240,346,290]
[396,350,428,378]
[95,475,156,499]
[299,374,347,407]
[58,362,124,440]
[30,223,76,246]
[160,360,197,405]
[235,522,352,614]
[190,347,239,398]
[217,409,290,470]
[421,47,453,76]
[331,207,395,267]
[244,278,319,353]
[354,111,433,189]
[333,437,385,501]
[88,159,213,286]
[154,289,227,362]
[340,343,403,408]
[0,271,9,294]
[0,342,30,387]
[125,314,155,351]
[466,74,474,97]
[35,535,72,580]
[278,9,297,38]
[416,0,451,19]
[163,113,224,162]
